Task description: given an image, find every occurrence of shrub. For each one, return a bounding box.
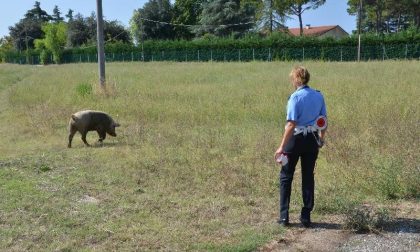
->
[344,204,391,233]
[372,156,403,200]
[39,50,49,65]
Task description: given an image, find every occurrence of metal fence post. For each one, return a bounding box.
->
[131,52,134,62]
[405,44,408,59]
[198,50,200,61]
[340,47,343,62]
[302,47,305,61]
[238,49,241,61]
[382,45,385,61]
[252,48,255,61]
[210,50,213,62]
[268,48,271,62]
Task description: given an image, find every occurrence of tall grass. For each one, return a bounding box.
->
[0,61,418,250]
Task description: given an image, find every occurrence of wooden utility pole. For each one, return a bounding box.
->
[96,0,105,87]
[358,0,363,62]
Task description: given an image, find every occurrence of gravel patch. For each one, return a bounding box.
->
[340,217,420,252]
[339,232,419,252]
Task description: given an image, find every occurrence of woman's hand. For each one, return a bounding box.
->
[274,121,296,161]
[274,146,284,161]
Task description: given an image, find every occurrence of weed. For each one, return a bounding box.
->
[75,82,92,97]
[372,156,403,199]
[344,204,391,233]
[39,164,51,172]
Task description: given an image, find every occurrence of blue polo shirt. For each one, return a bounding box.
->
[286,85,327,127]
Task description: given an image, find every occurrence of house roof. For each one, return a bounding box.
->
[287,25,348,36]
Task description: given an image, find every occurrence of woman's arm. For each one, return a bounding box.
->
[274,121,296,160]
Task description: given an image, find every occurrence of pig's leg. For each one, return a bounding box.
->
[68,126,77,148]
[81,131,90,146]
[97,130,106,143]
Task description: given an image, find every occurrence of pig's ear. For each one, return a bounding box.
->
[114,123,120,127]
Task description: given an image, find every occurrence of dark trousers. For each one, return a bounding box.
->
[279,133,319,221]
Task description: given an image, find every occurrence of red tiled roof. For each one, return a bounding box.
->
[288,25,342,36]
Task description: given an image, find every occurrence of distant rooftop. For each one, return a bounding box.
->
[287,25,348,37]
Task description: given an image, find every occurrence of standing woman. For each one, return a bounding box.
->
[274,66,327,227]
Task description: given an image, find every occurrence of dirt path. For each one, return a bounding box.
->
[259,215,351,252]
[259,202,419,252]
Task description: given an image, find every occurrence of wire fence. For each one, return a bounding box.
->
[4,43,419,65]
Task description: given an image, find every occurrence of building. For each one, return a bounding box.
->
[286,25,349,39]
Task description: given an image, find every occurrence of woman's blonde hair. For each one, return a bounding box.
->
[289,66,310,85]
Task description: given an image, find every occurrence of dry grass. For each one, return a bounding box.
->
[0,61,418,251]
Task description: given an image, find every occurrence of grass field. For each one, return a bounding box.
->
[0,61,419,251]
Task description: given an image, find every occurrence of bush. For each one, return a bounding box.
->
[40,50,50,65]
[344,204,391,233]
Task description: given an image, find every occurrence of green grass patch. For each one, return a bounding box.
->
[75,82,93,97]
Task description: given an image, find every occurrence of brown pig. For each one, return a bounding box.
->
[68,110,120,148]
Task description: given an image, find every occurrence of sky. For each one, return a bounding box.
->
[0,0,357,38]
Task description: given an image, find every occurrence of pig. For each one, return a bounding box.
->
[68,110,120,148]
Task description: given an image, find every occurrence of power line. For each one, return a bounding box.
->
[139,17,255,28]
[75,29,128,50]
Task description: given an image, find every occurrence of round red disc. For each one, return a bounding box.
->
[317,118,325,128]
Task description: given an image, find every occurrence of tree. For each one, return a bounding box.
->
[0,36,13,49]
[347,0,419,34]
[35,22,67,64]
[86,12,99,42]
[104,20,131,43]
[129,11,143,45]
[9,19,43,50]
[24,1,52,22]
[258,0,288,33]
[130,0,174,40]
[8,1,52,50]
[52,5,64,23]
[194,0,256,37]
[65,9,74,22]
[0,36,14,62]
[172,0,205,39]
[394,0,420,30]
[275,0,326,36]
[67,13,91,46]
[67,12,131,47]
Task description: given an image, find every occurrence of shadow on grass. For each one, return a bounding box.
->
[382,218,419,234]
[285,219,419,234]
[92,142,123,148]
[311,222,343,230]
[286,222,342,230]
[71,141,124,148]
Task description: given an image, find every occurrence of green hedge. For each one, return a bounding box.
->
[61,31,420,54]
[2,31,420,64]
